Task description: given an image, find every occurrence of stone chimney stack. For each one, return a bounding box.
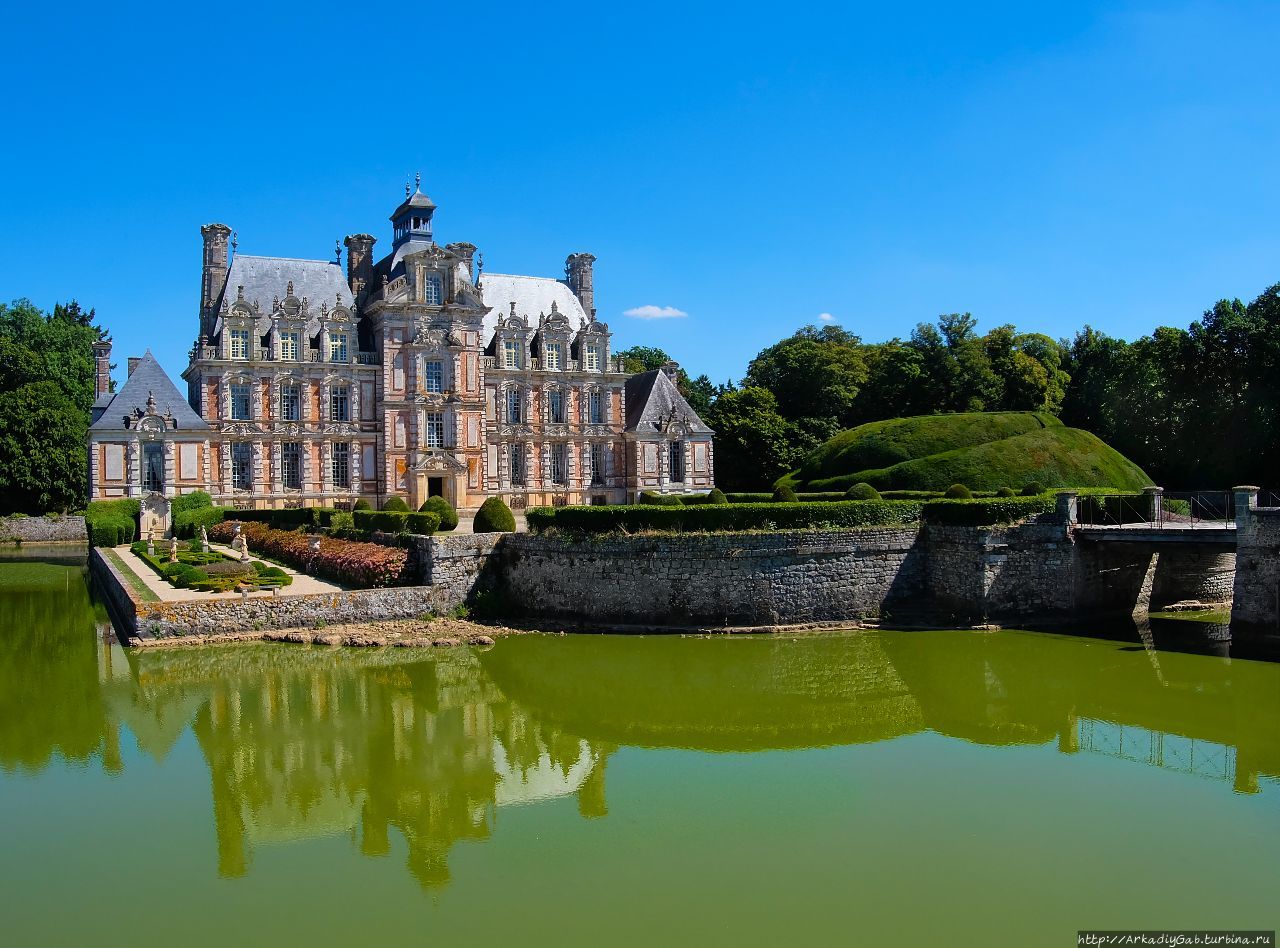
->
[446,242,478,282]
[200,223,233,338]
[565,253,596,318]
[92,340,112,399]
[344,233,377,297]
[128,357,141,377]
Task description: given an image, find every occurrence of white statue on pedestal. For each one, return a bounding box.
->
[200,525,210,554]
[169,537,179,563]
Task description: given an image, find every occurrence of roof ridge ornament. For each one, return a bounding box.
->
[334,239,341,265]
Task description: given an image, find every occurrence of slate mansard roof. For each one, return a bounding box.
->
[90,351,209,432]
[213,255,353,338]
[479,273,591,343]
[623,369,713,437]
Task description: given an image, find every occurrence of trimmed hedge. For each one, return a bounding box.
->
[212,521,409,587]
[706,488,728,504]
[406,511,441,535]
[419,496,458,531]
[526,500,927,535]
[772,485,799,503]
[353,498,372,511]
[174,505,228,538]
[474,496,516,533]
[726,492,849,504]
[921,496,1056,526]
[944,484,973,499]
[86,499,140,547]
[383,496,410,512]
[170,490,213,516]
[845,482,881,501]
[639,491,685,506]
[354,510,409,533]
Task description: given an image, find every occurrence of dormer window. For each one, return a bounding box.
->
[229,329,249,360]
[585,344,600,372]
[329,333,348,363]
[424,273,443,305]
[503,339,524,370]
[280,331,299,361]
[545,342,563,371]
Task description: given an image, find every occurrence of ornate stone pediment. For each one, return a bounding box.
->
[223,422,262,435]
[137,415,168,437]
[583,424,615,438]
[543,424,570,438]
[413,392,448,408]
[498,424,534,438]
[411,450,467,474]
[272,423,303,436]
[322,423,355,435]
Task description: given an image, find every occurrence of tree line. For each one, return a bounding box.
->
[0,299,108,514]
[620,277,1280,491]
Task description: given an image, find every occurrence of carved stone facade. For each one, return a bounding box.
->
[88,181,713,510]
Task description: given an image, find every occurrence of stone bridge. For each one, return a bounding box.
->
[1062,487,1280,631]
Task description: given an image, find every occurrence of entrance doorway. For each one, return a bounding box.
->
[428,477,445,498]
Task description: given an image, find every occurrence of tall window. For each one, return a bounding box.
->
[330,385,350,422]
[281,442,302,489]
[588,389,603,424]
[230,383,252,420]
[544,341,562,371]
[423,360,444,393]
[229,329,249,360]
[142,442,164,493]
[550,443,568,485]
[585,344,600,371]
[425,411,445,448]
[504,339,523,369]
[329,333,348,363]
[424,273,443,305]
[279,331,300,361]
[590,442,606,486]
[548,390,566,424]
[669,441,685,482]
[510,446,525,485]
[331,442,351,488]
[231,443,252,490]
[506,388,522,424]
[279,383,300,421]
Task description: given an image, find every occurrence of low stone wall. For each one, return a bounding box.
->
[1234,508,1280,629]
[396,532,503,598]
[0,515,86,544]
[500,528,925,625]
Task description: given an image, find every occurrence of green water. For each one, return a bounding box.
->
[2,550,1278,946]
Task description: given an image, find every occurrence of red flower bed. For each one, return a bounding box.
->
[211,521,410,588]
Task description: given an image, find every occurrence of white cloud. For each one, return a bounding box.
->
[623,304,688,320]
[818,312,836,322]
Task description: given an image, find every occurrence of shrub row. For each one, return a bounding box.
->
[129,540,292,593]
[86,499,140,547]
[351,510,441,535]
[174,505,229,538]
[526,500,927,535]
[920,496,1057,526]
[211,521,410,587]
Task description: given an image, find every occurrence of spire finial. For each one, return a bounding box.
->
[406,180,412,198]
[231,231,238,252]
[415,171,421,191]
[334,239,341,264]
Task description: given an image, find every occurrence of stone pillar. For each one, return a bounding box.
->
[88,440,100,501]
[1055,490,1079,526]
[126,441,140,497]
[351,440,362,488]
[271,441,282,494]
[162,441,176,497]
[321,441,333,493]
[1234,486,1259,523]
[1142,486,1164,525]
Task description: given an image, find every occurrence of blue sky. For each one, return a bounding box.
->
[3,1,1278,387]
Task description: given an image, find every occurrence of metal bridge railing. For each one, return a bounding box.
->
[1075,491,1234,529]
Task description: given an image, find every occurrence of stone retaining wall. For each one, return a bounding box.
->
[0,515,86,544]
[500,529,925,625]
[1234,508,1280,629]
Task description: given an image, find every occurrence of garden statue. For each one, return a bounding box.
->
[169,537,178,563]
[200,525,210,554]
[146,527,155,556]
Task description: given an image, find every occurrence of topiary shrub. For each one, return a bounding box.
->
[419,495,458,531]
[706,488,728,504]
[996,487,1017,498]
[1021,482,1045,496]
[170,490,213,516]
[525,499,927,535]
[639,491,684,506]
[383,496,410,512]
[352,498,372,511]
[474,496,516,533]
[405,511,442,535]
[329,511,355,534]
[944,484,973,499]
[845,482,881,501]
[354,510,409,533]
[771,485,799,503]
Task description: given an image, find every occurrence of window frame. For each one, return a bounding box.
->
[329,385,350,422]
[550,443,568,485]
[669,440,685,483]
[329,333,349,363]
[425,411,445,449]
[279,331,300,361]
[331,442,351,489]
[423,359,444,394]
[229,328,250,360]
[142,442,164,493]
[231,442,253,490]
[230,383,252,421]
[281,441,302,490]
[279,382,300,421]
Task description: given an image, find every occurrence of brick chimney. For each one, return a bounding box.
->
[344,233,376,296]
[565,253,596,318]
[200,223,232,338]
[92,340,112,399]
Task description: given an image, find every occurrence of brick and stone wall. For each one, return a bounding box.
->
[499,528,925,626]
[1233,508,1280,629]
[0,515,87,544]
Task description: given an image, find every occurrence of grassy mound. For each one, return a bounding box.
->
[782,412,1151,493]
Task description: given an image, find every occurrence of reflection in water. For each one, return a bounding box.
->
[2,556,1279,892]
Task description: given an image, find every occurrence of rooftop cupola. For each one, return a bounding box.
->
[390,173,436,250]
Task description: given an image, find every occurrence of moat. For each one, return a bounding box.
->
[3,547,1278,945]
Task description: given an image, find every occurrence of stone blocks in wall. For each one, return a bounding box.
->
[0,515,87,544]
[1233,509,1280,629]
